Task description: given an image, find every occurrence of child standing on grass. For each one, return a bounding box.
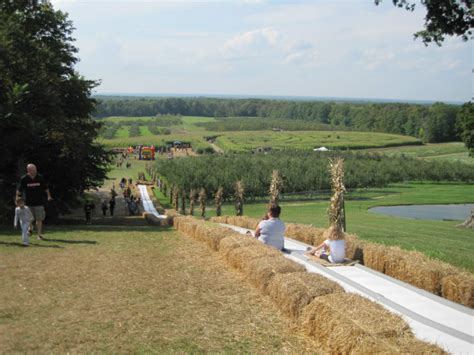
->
[14,198,34,247]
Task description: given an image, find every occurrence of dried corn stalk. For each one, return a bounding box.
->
[234,180,245,216]
[173,186,179,211]
[189,189,196,216]
[180,188,186,215]
[215,186,224,217]
[269,169,283,204]
[327,157,346,238]
[199,188,206,218]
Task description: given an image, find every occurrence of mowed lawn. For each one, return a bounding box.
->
[0,225,321,353]
[214,183,474,272]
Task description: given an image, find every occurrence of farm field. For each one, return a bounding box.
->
[153,182,474,272]
[369,142,473,164]
[0,225,321,353]
[214,131,421,152]
[96,116,432,153]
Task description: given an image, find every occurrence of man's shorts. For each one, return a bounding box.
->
[28,206,45,221]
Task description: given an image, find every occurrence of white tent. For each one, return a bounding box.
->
[313,146,329,151]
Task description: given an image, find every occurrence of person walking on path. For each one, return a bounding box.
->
[109,197,116,216]
[14,198,34,246]
[16,163,52,240]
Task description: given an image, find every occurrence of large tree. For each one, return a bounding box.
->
[456,102,474,156]
[375,0,473,45]
[0,0,111,221]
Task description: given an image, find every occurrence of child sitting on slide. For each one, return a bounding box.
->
[305,226,346,263]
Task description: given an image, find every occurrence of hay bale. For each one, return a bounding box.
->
[393,336,447,354]
[362,243,387,273]
[194,223,234,251]
[224,216,260,230]
[226,244,281,270]
[345,234,365,262]
[218,234,261,258]
[209,216,229,224]
[350,335,446,354]
[383,247,458,295]
[441,272,474,308]
[267,272,344,319]
[242,255,305,292]
[143,212,169,226]
[301,293,411,353]
[285,223,326,246]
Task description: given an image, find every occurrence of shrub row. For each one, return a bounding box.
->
[173,216,444,353]
[212,216,474,308]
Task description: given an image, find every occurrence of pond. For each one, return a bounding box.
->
[368,204,474,221]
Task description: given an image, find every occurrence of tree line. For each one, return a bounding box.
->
[153,152,474,202]
[94,96,468,144]
[0,1,110,221]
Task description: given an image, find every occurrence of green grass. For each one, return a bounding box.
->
[212,183,474,272]
[101,116,156,123]
[0,225,320,353]
[114,126,129,138]
[138,125,153,136]
[215,131,421,152]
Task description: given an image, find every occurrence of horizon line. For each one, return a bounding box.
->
[92,92,466,105]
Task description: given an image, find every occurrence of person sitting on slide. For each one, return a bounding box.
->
[306,227,346,263]
[254,204,285,251]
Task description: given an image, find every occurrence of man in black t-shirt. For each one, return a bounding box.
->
[16,164,52,240]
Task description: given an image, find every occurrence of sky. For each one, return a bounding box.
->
[50,0,472,102]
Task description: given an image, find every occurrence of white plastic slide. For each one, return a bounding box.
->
[137,185,167,219]
[220,223,474,354]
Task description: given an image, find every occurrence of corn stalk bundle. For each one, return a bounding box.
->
[199,188,206,218]
[173,185,179,211]
[189,189,196,216]
[269,169,283,205]
[215,186,224,217]
[327,157,346,236]
[234,180,245,216]
[180,188,186,215]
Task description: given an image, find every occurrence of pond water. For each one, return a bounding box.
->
[368,204,474,221]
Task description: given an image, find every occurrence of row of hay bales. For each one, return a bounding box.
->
[211,216,474,308]
[173,216,445,354]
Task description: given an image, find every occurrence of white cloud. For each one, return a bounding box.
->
[223,27,279,57]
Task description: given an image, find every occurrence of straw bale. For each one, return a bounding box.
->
[218,234,261,258]
[226,244,281,270]
[285,224,315,245]
[350,335,446,354]
[242,255,305,292]
[301,293,411,353]
[344,234,365,262]
[363,242,388,272]
[194,224,234,251]
[383,247,457,295]
[267,272,344,319]
[143,212,170,226]
[441,272,474,308]
[209,216,229,224]
[393,336,447,354]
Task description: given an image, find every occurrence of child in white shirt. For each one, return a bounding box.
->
[305,226,346,263]
[14,198,34,246]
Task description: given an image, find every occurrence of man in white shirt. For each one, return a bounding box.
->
[254,204,285,251]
